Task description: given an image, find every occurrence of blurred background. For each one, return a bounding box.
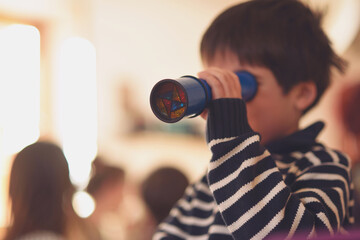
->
[0,0,360,238]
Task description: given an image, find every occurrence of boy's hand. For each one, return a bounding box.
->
[197,68,242,120]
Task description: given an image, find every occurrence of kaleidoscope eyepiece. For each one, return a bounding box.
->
[150,71,257,123]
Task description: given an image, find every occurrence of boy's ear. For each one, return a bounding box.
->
[292,81,317,111]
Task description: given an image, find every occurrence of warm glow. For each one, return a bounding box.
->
[325,0,360,54]
[0,24,40,155]
[0,24,40,227]
[56,37,97,188]
[72,190,95,218]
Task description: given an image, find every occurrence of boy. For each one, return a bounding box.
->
[154,0,354,239]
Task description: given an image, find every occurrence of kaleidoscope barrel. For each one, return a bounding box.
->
[150,71,257,123]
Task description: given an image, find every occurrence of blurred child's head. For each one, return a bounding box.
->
[86,157,125,211]
[141,167,189,224]
[200,0,346,143]
[8,141,73,238]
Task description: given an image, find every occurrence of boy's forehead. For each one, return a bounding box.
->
[203,49,267,73]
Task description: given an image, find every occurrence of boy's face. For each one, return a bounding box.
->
[204,50,301,145]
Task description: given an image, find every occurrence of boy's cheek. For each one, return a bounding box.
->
[246,104,272,132]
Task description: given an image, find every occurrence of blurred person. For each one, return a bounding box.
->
[133,166,189,240]
[338,82,360,162]
[4,141,91,240]
[337,82,360,226]
[85,157,126,240]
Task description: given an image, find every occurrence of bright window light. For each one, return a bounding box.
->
[325,0,360,54]
[56,37,97,188]
[0,24,40,155]
[0,24,40,227]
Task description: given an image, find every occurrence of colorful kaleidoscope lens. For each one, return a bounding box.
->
[150,80,187,123]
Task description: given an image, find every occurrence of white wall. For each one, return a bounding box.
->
[92,0,243,180]
[92,0,241,141]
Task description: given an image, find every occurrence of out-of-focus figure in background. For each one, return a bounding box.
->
[337,81,360,226]
[86,157,126,240]
[127,166,189,240]
[142,166,189,224]
[4,141,92,240]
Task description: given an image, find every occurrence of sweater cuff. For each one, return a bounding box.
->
[206,98,252,142]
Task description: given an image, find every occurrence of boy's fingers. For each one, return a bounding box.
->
[198,68,241,99]
[198,70,225,99]
[211,69,241,98]
[229,71,242,97]
[200,109,208,120]
[198,68,242,121]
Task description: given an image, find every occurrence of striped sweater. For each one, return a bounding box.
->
[154,99,354,240]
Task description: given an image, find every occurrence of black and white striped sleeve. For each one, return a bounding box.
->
[206,98,353,239]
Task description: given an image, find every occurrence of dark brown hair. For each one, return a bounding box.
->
[141,167,189,224]
[200,0,347,112]
[5,141,74,240]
